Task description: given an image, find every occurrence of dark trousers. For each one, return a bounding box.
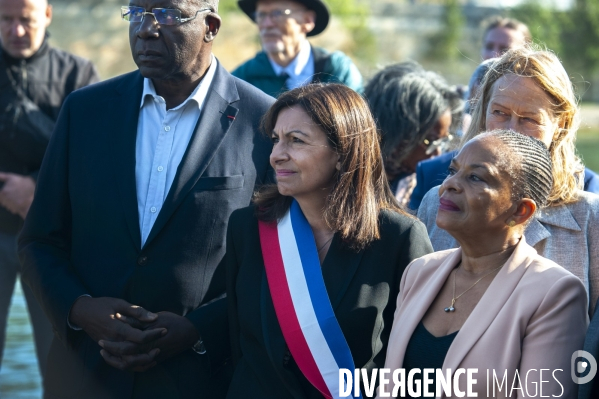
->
[0,230,53,379]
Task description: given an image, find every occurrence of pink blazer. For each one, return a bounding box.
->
[381,237,588,398]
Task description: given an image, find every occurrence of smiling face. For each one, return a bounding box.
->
[485,74,558,147]
[481,26,526,60]
[436,137,517,241]
[128,0,215,81]
[256,0,314,57]
[0,0,51,59]
[270,105,339,202]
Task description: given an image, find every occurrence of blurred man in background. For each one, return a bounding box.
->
[481,15,531,60]
[232,0,362,97]
[0,0,98,382]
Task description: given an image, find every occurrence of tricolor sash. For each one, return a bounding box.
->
[258,200,362,399]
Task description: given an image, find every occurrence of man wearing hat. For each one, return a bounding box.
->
[232,0,362,97]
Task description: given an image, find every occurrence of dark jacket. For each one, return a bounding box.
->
[18,63,274,399]
[578,297,599,399]
[231,45,363,98]
[224,205,433,398]
[409,150,599,210]
[0,39,99,234]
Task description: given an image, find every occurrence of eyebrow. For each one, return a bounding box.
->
[272,130,309,137]
[489,101,544,117]
[451,159,495,174]
[470,163,491,171]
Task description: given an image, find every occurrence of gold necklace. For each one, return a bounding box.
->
[444,263,504,313]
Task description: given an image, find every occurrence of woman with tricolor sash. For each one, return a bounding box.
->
[221,84,433,398]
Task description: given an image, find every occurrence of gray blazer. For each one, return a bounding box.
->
[417,187,599,315]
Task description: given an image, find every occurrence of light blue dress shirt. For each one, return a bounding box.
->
[135,56,218,247]
[68,59,218,329]
[268,40,314,89]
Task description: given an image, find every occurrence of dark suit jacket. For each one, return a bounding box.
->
[409,151,599,210]
[223,206,433,398]
[579,297,599,399]
[18,63,275,399]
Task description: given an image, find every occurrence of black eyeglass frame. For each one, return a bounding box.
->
[121,6,212,26]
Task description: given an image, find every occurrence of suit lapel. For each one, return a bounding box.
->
[321,235,364,310]
[441,238,535,387]
[112,72,144,250]
[523,218,551,247]
[144,63,240,247]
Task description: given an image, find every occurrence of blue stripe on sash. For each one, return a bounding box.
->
[289,201,361,397]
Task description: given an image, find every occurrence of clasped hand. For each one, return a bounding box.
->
[0,172,35,218]
[69,297,199,372]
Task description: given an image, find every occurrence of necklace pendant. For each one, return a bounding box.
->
[444,306,455,313]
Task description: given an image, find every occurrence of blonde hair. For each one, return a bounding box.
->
[463,46,583,206]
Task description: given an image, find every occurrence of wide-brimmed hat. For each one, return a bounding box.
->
[237,0,330,37]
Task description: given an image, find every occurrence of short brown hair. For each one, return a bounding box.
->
[482,15,532,44]
[254,83,407,250]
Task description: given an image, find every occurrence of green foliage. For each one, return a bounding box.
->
[509,0,599,99]
[509,0,565,55]
[426,0,465,61]
[563,0,599,74]
[217,0,240,14]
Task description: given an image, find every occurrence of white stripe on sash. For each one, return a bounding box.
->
[277,212,342,398]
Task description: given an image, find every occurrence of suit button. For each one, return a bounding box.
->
[137,256,148,266]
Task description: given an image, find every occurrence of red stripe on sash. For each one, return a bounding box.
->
[258,220,332,398]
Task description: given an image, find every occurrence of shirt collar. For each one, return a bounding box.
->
[140,54,218,110]
[268,40,312,78]
[536,202,582,231]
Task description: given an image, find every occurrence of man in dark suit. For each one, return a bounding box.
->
[578,298,599,399]
[17,0,274,398]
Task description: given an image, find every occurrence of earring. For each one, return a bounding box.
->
[507,220,516,227]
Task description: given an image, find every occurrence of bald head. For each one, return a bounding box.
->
[0,0,52,59]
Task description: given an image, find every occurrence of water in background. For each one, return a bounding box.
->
[0,280,42,398]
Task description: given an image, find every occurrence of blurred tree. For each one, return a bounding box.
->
[509,0,599,100]
[426,0,465,61]
[563,0,599,74]
[509,0,565,55]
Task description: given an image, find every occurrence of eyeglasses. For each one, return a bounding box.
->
[121,6,211,26]
[252,9,302,24]
[423,134,454,155]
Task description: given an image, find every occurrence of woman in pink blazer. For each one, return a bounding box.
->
[380,130,588,398]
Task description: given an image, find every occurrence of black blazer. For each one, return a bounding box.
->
[223,205,433,398]
[18,63,274,399]
[579,297,599,399]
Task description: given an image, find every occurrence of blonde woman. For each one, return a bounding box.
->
[417,46,599,314]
